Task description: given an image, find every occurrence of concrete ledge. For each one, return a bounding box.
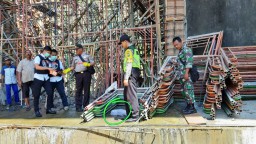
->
[0,125,256,144]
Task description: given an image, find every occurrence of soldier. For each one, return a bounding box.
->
[118,34,141,122]
[70,44,94,112]
[173,36,196,114]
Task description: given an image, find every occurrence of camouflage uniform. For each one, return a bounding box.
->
[176,46,195,104]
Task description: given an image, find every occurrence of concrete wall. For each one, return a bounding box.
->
[186,0,256,47]
[1,126,256,144]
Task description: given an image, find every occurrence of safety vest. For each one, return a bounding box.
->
[123,45,140,72]
[35,54,50,74]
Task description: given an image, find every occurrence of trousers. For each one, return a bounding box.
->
[5,84,19,105]
[75,71,92,108]
[179,78,195,104]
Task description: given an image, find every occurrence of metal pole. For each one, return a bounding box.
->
[0,22,5,105]
[155,0,162,71]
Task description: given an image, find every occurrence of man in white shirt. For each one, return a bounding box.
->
[17,50,34,111]
[1,58,20,110]
[48,49,69,111]
[32,46,56,117]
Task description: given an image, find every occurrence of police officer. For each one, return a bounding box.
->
[32,46,56,117]
[118,34,141,122]
[48,49,69,111]
[70,44,94,112]
[173,36,196,114]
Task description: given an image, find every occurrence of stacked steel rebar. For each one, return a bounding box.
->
[220,47,243,116]
[224,46,256,99]
[177,31,244,119]
[203,56,227,119]
[81,90,118,122]
[81,87,148,122]
[138,57,177,121]
[221,48,243,89]
[156,66,176,113]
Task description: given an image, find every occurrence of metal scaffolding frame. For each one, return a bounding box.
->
[0,0,166,97]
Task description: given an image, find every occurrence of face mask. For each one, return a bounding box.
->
[50,56,57,61]
[44,52,50,58]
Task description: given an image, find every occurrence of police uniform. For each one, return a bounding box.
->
[176,46,195,104]
[32,54,55,116]
[49,59,68,108]
[123,44,141,119]
[71,52,94,110]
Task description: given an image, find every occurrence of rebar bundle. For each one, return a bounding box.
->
[81,89,118,122]
[138,56,177,122]
[184,31,243,119]
[224,46,256,99]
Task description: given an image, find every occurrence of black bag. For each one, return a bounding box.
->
[87,66,95,75]
[179,58,199,82]
[78,55,95,75]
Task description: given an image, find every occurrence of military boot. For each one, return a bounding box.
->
[183,103,197,114]
[182,102,190,113]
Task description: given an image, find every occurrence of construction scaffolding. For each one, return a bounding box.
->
[0,0,173,97]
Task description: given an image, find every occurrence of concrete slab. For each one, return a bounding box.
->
[184,113,206,125]
[195,100,256,126]
[0,100,256,127]
[0,102,188,127]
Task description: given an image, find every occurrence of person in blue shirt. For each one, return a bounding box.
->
[1,57,20,110]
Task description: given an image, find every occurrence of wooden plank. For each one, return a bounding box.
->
[184,113,207,125]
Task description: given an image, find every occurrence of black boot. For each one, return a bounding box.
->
[35,111,42,117]
[183,103,197,114]
[182,102,190,113]
[46,109,57,114]
[76,108,83,112]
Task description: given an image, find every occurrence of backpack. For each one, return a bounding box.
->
[179,57,199,83]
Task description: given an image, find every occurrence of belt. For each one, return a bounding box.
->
[75,71,88,74]
[75,71,84,74]
[132,67,140,71]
